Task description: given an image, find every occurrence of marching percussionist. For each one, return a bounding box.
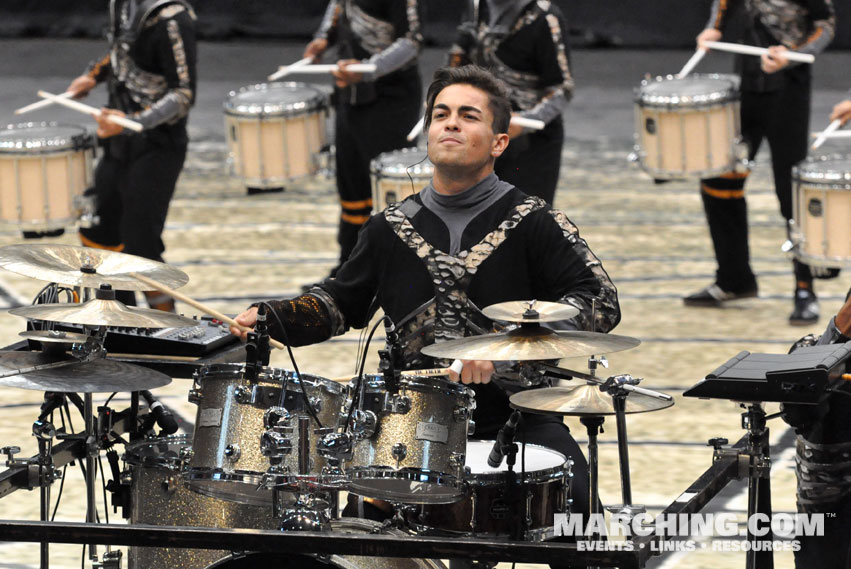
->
[232,65,620,547]
[67,0,198,312]
[447,0,574,205]
[683,0,836,325]
[781,287,851,567]
[302,0,424,277]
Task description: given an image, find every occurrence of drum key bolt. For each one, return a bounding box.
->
[453,406,469,423]
[391,443,407,463]
[233,386,253,404]
[224,444,241,462]
[187,388,203,404]
[261,430,292,460]
[388,394,411,414]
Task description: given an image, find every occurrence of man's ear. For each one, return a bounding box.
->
[491,132,509,157]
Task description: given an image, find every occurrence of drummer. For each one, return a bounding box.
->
[66,0,198,312]
[447,0,574,205]
[232,64,621,531]
[683,0,836,324]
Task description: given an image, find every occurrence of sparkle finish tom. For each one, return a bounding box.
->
[791,155,851,268]
[408,441,572,541]
[186,364,345,505]
[371,147,433,210]
[0,122,94,230]
[346,374,475,504]
[124,435,276,569]
[224,82,330,188]
[202,517,447,569]
[634,74,744,179]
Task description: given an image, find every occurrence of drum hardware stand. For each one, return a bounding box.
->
[379,321,403,395]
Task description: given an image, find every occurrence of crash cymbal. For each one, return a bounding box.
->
[510,384,674,416]
[420,328,640,361]
[0,243,188,291]
[482,300,579,323]
[19,330,90,344]
[9,299,198,328]
[0,351,171,392]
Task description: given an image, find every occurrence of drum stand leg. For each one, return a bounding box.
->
[84,392,100,563]
[33,418,57,569]
[579,416,605,535]
[743,404,773,569]
[607,393,645,525]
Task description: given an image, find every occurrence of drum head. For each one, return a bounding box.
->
[637,74,738,106]
[224,82,328,117]
[0,122,93,153]
[795,156,851,187]
[370,147,433,178]
[465,440,566,479]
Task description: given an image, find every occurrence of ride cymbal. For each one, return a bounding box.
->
[0,351,171,392]
[482,300,579,323]
[9,298,198,328]
[0,243,188,291]
[19,330,90,344]
[509,384,674,416]
[420,328,640,361]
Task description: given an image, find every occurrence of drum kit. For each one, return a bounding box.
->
[0,242,676,569]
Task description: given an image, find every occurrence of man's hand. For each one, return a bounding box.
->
[761,45,790,74]
[448,360,495,384]
[696,28,721,50]
[332,59,364,88]
[830,100,851,126]
[67,75,96,98]
[303,38,328,63]
[93,108,126,138]
[229,306,259,340]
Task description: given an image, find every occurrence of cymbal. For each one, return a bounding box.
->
[510,384,674,416]
[420,328,640,361]
[0,244,188,291]
[0,351,171,392]
[20,330,90,344]
[482,300,579,323]
[9,299,198,328]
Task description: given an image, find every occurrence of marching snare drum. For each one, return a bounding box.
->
[224,82,330,189]
[0,122,94,230]
[186,364,345,505]
[124,435,276,569]
[371,147,433,210]
[634,74,744,179]
[408,441,572,541]
[346,374,475,504]
[791,155,851,268]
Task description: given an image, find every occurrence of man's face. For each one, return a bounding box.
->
[426,83,506,172]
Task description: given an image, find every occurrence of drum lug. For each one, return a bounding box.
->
[161,473,179,494]
[388,394,411,414]
[187,388,203,404]
[224,444,241,462]
[453,405,469,423]
[233,385,253,404]
[350,409,377,439]
[449,452,465,477]
[308,396,323,413]
[178,446,194,466]
[261,430,293,460]
[264,406,292,429]
[468,419,476,436]
[391,442,408,464]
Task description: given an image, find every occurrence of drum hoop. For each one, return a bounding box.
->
[124,434,192,469]
[636,73,739,107]
[794,155,851,187]
[361,374,474,400]
[464,441,569,484]
[223,82,328,117]
[0,122,95,154]
[348,466,463,504]
[196,364,343,394]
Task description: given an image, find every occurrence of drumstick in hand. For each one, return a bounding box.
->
[268,57,313,81]
[676,49,707,79]
[703,41,815,64]
[811,119,843,150]
[37,90,144,133]
[15,91,74,115]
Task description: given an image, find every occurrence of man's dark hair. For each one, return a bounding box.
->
[424,65,512,135]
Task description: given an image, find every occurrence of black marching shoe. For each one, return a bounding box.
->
[789,287,819,326]
[683,283,758,307]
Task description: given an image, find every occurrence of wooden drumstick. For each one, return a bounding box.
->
[810,130,851,140]
[15,91,74,115]
[37,90,144,133]
[703,41,815,64]
[676,48,707,79]
[268,57,313,81]
[130,272,286,350]
[811,119,843,150]
[406,116,425,141]
[329,362,461,383]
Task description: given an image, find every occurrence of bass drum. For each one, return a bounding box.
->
[203,518,447,569]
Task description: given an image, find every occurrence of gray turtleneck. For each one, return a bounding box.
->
[419,172,513,255]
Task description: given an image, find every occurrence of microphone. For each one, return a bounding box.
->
[141,390,179,435]
[487,410,522,468]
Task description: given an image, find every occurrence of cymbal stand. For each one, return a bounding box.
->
[602,378,646,525]
[32,419,58,569]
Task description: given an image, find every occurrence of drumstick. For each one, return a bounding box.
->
[290,63,377,74]
[810,130,851,139]
[406,115,545,142]
[676,48,707,79]
[703,41,815,64]
[406,116,425,141]
[130,272,286,350]
[329,363,461,383]
[15,91,74,115]
[37,90,144,133]
[268,57,313,81]
[811,119,843,150]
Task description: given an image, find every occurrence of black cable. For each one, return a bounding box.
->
[345,314,391,432]
[99,455,109,524]
[405,153,429,196]
[826,388,851,399]
[51,466,68,521]
[103,392,116,408]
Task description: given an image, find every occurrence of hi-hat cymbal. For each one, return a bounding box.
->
[0,351,171,392]
[420,328,640,361]
[510,384,674,416]
[482,300,579,323]
[20,330,90,344]
[0,244,188,291]
[9,299,198,328]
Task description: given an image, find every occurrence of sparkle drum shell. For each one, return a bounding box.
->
[792,155,851,267]
[370,147,433,210]
[0,122,94,230]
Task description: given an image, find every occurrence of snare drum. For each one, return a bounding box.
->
[791,155,851,268]
[371,147,433,210]
[634,74,744,179]
[347,374,475,504]
[408,441,572,541]
[223,82,330,188]
[186,364,345,505]
[0,122,94,230]
[124,435,276,569]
